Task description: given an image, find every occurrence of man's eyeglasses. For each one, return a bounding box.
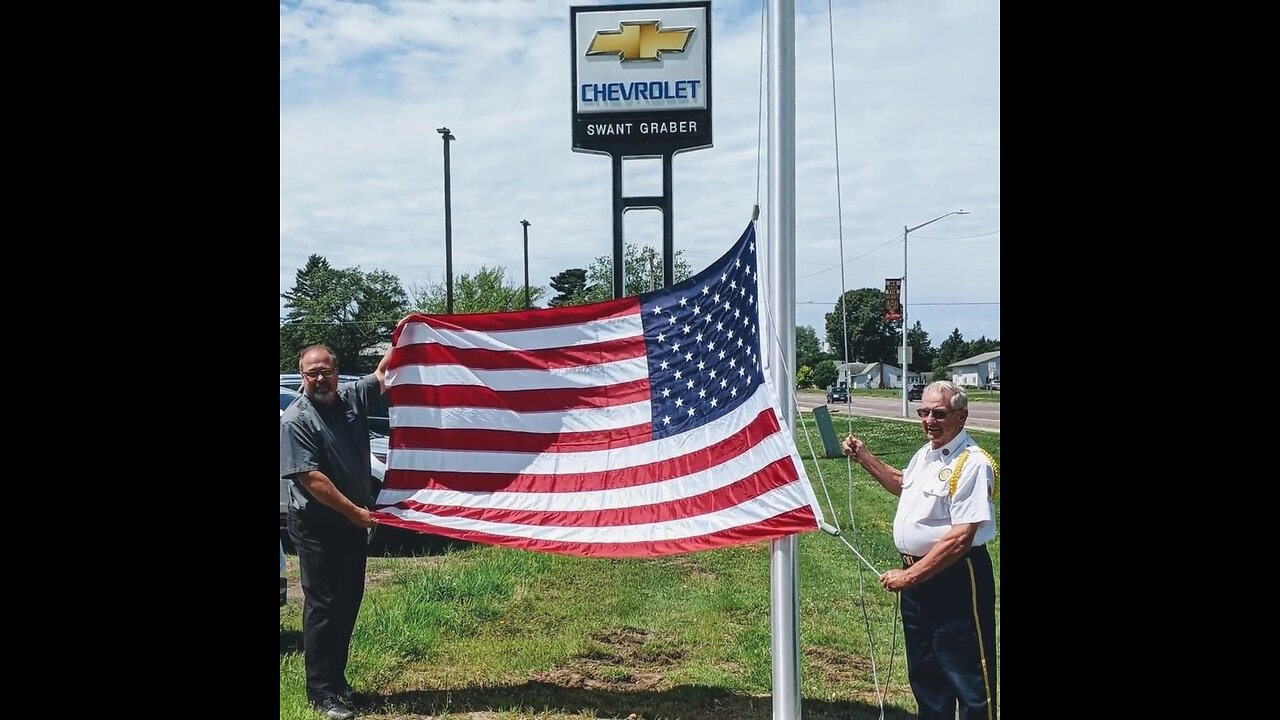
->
[916,408,955,420]
[302,369,336,380]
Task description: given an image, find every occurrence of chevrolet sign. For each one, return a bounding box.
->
[570,2,712,154]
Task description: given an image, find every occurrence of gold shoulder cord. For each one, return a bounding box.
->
[948,446,1000,500]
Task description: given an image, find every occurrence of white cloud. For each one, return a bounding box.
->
[281,0,1000,348]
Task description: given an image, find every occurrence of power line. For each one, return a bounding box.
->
[910,230,1000,240]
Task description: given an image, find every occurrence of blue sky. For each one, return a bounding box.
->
[280,0,1000,351]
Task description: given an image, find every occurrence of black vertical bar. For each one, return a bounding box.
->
[442,136,454,314]
[663,151,674,288]
[612,153,624,299]
[521,219,531,309]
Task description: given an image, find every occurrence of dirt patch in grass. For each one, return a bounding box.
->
[530,626,683,693]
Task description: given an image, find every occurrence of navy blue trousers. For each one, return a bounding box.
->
[900,545,998,720]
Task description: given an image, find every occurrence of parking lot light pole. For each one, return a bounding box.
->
[520,219,531,309]
[437,126,456,314]
[901,209,969,417]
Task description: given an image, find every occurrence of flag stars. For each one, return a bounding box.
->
[702,285,710,295]
[709,398,718,408]
[660,360,669,370]
[679,297,688,307]
[713,293,721,303]
[731,387,738,397]
[692,306,701,316]
[657,332,666,343]
[695,332,703,343]
[687,407,697,417]
[684,351,693,362]
[663,416,672,425]
[719,350,727,360]
[668,316,677,326]
[709,369,717,379]
[720,378,729,388]
[672,342,681,353]
[652,306,663,315]
[674,370,683,380]
[698,388,707,399]
[697,360,706,371]
[662,387,671,398]
[675,398,684,408]
[683,324,691,335]
[686,379,695,390]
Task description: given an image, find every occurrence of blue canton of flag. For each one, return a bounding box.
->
[640,223,762,439]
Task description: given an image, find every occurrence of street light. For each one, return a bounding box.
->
[520,219,531,309]
[901,209,970,417]
[437,126,456,314]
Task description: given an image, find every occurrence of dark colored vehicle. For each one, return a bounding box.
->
[826,385,849,403]
[907,383,926,401]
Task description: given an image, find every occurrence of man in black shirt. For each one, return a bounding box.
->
[281,343,392,720]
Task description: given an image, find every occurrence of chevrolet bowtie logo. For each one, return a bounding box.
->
[587,21,693,62]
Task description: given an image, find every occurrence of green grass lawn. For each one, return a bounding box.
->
[280,414,1000,719]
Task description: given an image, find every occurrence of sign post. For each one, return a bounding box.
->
[570,2,713,297]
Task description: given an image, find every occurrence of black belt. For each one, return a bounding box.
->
[901,545,985,567]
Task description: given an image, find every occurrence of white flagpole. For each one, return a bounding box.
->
[765,0,800,718]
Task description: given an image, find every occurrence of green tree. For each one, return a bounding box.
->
[796,325,821,368]
[548,268,588,307]
[907,321,936,373]
[795,364,813,389]
[932,328,968,379]
[409,266,547,314]
[279,255,408,372]
[571,245,693,304]
[965,336,1000,358]
[824,288,899,365]
[810,359,838,390]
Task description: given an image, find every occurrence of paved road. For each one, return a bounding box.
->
[792,391,1000,433]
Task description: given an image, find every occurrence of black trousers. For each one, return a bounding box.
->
[900,545,998,720]
[288,509,368,705]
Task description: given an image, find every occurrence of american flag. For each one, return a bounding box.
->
[372,223,824,557]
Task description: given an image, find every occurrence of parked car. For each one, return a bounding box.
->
[826,385,849,403]
[986,379,1000,391]
[279,387,388,545]
[907,383,926,401]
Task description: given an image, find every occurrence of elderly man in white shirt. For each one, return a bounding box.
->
[843,380,999,720]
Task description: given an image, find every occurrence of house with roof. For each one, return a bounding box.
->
[947,350,1000,388]
[836,361,922,389]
